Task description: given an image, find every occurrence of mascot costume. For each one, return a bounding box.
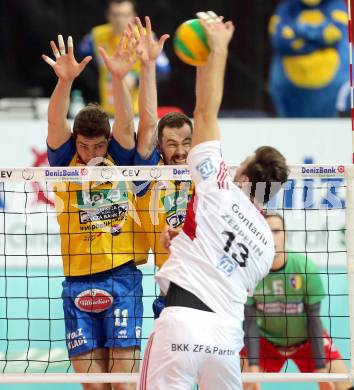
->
[269,0,349,117]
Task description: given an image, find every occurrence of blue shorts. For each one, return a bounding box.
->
[62,262,143,357]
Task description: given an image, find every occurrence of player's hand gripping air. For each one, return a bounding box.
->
[42,35,92,81]
[98,30,138,80]
[129,16,169,64]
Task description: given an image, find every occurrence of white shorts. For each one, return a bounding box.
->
[138,306,244,390]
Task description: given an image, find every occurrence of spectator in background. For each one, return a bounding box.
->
[241,213,352,390]
[79,0,171,116]
[269,0,349,117]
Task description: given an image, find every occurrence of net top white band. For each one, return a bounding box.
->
[0,373,350,383]
[0,164,347,182]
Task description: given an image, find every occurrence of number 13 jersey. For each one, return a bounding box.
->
[156,141,275,321]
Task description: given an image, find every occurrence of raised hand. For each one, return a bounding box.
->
[129,16,169,64]
[197,11,234,52]
[42,35,92,81]
[98,30,137,79]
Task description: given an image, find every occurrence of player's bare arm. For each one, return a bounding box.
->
[98,30,137,150]
[43,35,92,149]
[131,16,169,158]
[192,12,234,147]
[160,225,182,252]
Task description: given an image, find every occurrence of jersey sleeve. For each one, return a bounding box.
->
[47,138,76,167]
[133,148,161,197]
[187,140,229,186]
[304,257,325,306]
[134,148,161,166]
[108,137,135,166]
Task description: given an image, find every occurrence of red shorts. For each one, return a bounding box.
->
[241,331,341,372]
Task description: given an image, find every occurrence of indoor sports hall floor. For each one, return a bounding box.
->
[0,265,349,389]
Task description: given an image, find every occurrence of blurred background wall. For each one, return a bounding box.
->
[0,0,278,117]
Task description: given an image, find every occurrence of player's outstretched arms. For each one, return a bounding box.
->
[132,16,169,159]
[98,30,137,150]
[192,12,234,147]
[42,35,92,149]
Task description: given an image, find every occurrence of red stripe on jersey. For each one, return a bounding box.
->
[217,161,227,181]
[218,180,229,190]
[139,333,155,390]
[219,170,227,183]
[255,203,266,218]
[182,190,198,240]
[217,161,228,189]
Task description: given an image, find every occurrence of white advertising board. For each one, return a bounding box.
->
[0,118,351,267]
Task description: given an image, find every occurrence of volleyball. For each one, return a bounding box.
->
[174,19,210,66]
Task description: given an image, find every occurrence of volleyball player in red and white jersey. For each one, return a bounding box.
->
[139,12,289,390]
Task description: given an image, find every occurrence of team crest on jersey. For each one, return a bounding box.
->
[196,158,217,180]
[290,274,302,290]
[217,255,237,276]
[110,224,121,236]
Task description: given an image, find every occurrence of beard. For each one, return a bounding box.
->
[161,151,187,165]
[168,155,187,165]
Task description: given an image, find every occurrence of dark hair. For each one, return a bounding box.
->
[244,146,289,204]
[106,0,136,11]
[72,103,111,140]
[265,213,286,230]
[157,112,193,143]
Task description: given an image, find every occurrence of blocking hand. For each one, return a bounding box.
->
[197,11,234,52]
[129,16,170,64]
[98,30,138,79]
[42,35,92,81]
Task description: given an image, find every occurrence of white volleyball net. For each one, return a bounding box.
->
[0,164,353,387]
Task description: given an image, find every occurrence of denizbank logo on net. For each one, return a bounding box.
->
[45,168,88,177]
[301,165,345,177]
[173,168,190,178]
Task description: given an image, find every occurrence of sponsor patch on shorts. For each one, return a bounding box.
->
[74,288,113,313]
